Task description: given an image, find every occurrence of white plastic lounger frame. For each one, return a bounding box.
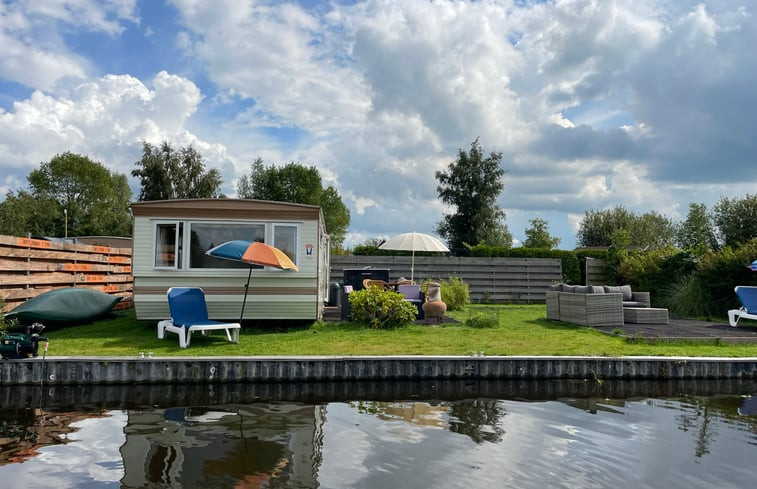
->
[727,286,757,327]
[160,287,241,348]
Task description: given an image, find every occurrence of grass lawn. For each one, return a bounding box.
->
[36,304,757,357]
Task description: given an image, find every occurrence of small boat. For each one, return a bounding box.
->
[3,288,122,327]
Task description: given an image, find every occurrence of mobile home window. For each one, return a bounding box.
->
[189,222,265,269]
[273,224,298,264]
[154,222,183,268]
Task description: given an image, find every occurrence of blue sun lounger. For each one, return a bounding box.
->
[159,287,241,348]
[727,286,757,327]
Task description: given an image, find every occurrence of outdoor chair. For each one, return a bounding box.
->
[363,278,390,290]
[159,287,241,348]
[728,286,757,327]
[397,283,424,318]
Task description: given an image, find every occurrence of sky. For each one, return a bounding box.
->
[1,0,755,249]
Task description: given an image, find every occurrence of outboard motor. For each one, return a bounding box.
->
[1,322,48,359]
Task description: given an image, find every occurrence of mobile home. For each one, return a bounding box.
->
[131,199,329,321]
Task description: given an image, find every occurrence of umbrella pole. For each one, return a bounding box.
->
[240,267,253,324]
[411,249,415,283]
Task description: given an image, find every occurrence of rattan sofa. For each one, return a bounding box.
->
[546,284,651,327]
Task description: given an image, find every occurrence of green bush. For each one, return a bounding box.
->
[348,288,418,329]
[434,276,470,311]
[615,238,757,317]
[691,239,757,315]
[615,247,698,306]
[465,311,498,328]
[663,274,713,318]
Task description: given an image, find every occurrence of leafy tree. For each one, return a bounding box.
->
[0,190,58,236]
[236,159,351,249]
[435,138,511,250]
[633,211,675,249]
[577,206,674,249]
[676,203,718,253]
[523,218,560,249]
[577,206,635,247]
[712,194,757,248]
[132,141,222,200]
[0,152,132,237]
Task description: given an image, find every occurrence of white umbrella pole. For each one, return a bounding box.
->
[411,249,415,283]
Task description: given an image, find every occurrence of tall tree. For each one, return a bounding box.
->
[577,206,674,249]
[712,194,757,248]
[236,159,350,249]
[675,203,717,253]
[0,152,132,237]
[577,206,635,247]
[523,218,560,249]
[132,141,222,200]
[435,138,511,250]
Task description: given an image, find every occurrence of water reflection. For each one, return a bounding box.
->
[120,404,322,488]
[0,380,756,489]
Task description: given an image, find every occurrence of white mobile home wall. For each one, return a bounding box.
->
[131,199,328,321]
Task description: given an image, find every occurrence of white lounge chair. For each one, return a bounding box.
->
[727,286,757,327]
[159,287,241,348]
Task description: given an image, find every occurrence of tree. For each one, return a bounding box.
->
[522,218,560,249]
[712,194,757,248]
[0,152,133,237]
[236,159,351,249]
[577,206,635,247]
[577,206,675,249]
[675,203,717,253]
[633,211,675,249]
[132,141,222,200]
[0,190,58,237]
[435,139,511,250]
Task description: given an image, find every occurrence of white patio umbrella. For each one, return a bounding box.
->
[378,232,450,282]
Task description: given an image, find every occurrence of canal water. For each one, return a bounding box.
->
[1,379,756,488]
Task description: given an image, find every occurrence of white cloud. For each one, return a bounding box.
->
[0,1,139,90]
[0,71,228,193]
[2,0,757,250]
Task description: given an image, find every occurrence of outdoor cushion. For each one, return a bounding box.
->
[623,301,648,308]
[589,285,605,294]
[572,285,591,293]
[561,285,576,293]
[605,285,633,300]
[548,283,563,291]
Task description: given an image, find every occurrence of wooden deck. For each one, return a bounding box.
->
[591,318,757,344]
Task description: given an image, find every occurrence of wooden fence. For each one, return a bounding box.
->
[0,234,133,313]
[330,255,562,303]
[585,257,607,285]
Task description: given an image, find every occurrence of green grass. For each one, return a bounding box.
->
[36,304,757,357]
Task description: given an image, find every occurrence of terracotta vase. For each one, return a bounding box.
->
[422,299,447,323]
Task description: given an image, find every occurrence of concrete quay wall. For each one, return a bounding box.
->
[2,355,757,385]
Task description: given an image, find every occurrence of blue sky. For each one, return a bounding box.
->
[1,0,756,249]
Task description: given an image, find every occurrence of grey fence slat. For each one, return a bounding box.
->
[585,258,607,285]
[330,256,562,303]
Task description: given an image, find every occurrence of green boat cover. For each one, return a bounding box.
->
[3,288,121,327]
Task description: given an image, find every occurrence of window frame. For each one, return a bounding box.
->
[272,222,300,267]
[151,219,302,271]
[153,221,183,269]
